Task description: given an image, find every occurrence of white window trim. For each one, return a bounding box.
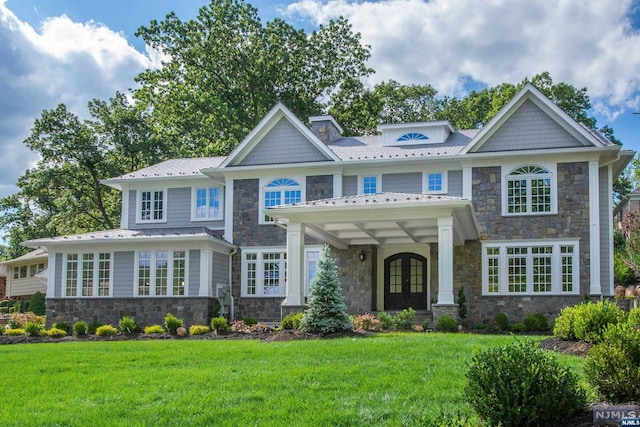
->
[358,174,382,195]
[134,250,189,298]
[62,252,113,298]
[501,163,558,216]
[241,247,287,297]
[191,186,224,222]
[259,176,306,225]
[422,171,448,194]
[136,189,168,224]
[304,246,323,297]
[481,240,579,296]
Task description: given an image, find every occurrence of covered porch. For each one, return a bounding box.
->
[266,193,480,318]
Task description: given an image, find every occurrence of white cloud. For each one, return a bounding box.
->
[285,0,640,119]
[0,1,153,198]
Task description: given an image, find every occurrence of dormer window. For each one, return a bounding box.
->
[397,132,428,142]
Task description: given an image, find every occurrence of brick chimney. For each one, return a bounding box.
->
[309,115,343,144]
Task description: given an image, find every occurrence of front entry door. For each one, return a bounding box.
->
[384,253,428,310]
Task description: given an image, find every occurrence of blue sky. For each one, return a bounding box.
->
[1,0,640,202]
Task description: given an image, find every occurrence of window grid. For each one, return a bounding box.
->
[507,248,527,293]
[246,253,257,295]
[389,259,402,294]
[487,248,500,293]
[410,258,423,293]
[262,252,282,296]
[172,251,186,296]
[195,187,221,219]
[532,247,552,292]
[98,253,110,296]
[140,190,165,222]
[263,178,302,223]
[65,254,78,297]
[82,254,94,297]
[363,176,377,195]
[531,179,552,213]
[138,251,151,296]
[306,250,320,295]
[506,166,552,214]
[427,173,443,192]
[155,251,168,296]
[561,246,575,292]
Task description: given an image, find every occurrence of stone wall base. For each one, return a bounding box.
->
[281,305,306,319]
[46,298,219,328]
[432,304,459,323]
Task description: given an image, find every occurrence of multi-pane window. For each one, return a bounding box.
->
[29,263,45,277]
[136,250,188,296]
[483,241,578,295]
[242,249,286,297]
[64,253,111,297]
[388,258,402,294]
[410,258,423,293]
[362,176,377,195]
[194,187,222,220]
[427,173,443,193]
[262,178,301,223]
[506,166,553,214]
[305,250,320,295]
[139,190,165,222]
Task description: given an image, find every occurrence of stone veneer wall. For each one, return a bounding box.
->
[46,298,218,328]
[459,163,590,323]
[331,247,374,314]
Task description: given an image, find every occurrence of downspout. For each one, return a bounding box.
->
[227,247,237,320]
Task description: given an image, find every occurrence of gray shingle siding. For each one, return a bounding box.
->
[189,250,200,297]
[113,251,134,297]
[448,170,463,197]
[477,100,585,152]
[238,118,331,166]
[382,172,422,193]
[212,251,228,288]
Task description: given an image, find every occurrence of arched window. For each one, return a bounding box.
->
[506,165,553,214]
[397,132,429,142]
[262,178,302,223]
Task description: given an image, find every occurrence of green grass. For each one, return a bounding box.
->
[1,333,585,426]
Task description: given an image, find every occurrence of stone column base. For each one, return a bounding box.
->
[432,304,459,323]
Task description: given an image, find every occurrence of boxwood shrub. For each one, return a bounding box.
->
[281,312,303,330]
[435,315,458,333]
[164,313,184,334]
[73,321,89,336]
[465,339,586,427]
[96,325,118,336]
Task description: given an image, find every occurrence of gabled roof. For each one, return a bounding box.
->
[219,102,340,167]
[0,248,48,266]
[462,83,612,154]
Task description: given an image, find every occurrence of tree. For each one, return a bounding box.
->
[134,0,372,156]
[29,291,46,316]
[300,245,352,334]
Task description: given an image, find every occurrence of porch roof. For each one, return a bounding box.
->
[266,192,479,249]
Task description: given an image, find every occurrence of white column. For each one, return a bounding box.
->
[437,217,455,305]
[462,167,472,200]
[283,222,305,306]
[199,249,213,297]
[333,173,343,198]
[589,160,601,296]
[47,252,56,297]
[224,178,234,243]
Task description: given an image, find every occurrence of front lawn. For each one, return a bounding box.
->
[1,333,584,426]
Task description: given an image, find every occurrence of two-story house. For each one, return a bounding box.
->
[25,83,634,326]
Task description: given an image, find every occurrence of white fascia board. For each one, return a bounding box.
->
[220,102,340,168]
[462,83,606,154]
[377,120,455,133]
[459,145,619,166]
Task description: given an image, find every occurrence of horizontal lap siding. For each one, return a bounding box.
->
[382,172,422,193]
[599,168,611,295]
[343,176,357,196]
[113,251,134,297]
[212,252,228,287]
[448,170,463,197]
[189,250,200,297]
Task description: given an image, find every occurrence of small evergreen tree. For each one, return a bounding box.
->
[458,286,467,319]
[29,291,46,315]
[300,245,352,334]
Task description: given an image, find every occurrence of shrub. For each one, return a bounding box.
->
[572,300,626,344]
[189,325,210,335]
[510,323,525,333]
[96,325,118,336]
[210,316,230,333]
[29,291,46,315]
[421,319,431,330]
[52,322,71,334]
[300,245,351,334]
[475,322,487,330]
[231,320,250,333]
[281,312,303,330]
[24,321,45,337]
[457,286,467,319]
[493,313,510,331]
[9,312,45,329]
[352,313,380,331]
[118,316,139,335]
[73,321,89,336]
[241,316,257,327]
[6,328,25,336]
[377,311,394,330]
[435,315,458,333]
[46,327,67,338]
[393,307,416,330]
[523,313,549,331]
[144,324,165,334]
[553,305,577,340]
[585,322,640,403]
[465,339,586,427]
[0,325,3,335]
[164,313,184,334]
[627,307,640,328]
[87,321,102,335]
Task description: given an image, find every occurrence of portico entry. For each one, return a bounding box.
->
[384,253,427,310]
